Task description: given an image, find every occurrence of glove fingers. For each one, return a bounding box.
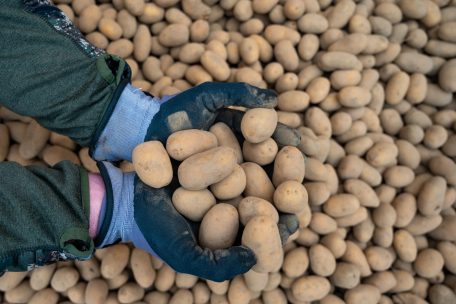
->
[278,213,299,245]
[134,179,256,282]
[197,82,278,111]
[215,108,244,134]
[273,123,301,147]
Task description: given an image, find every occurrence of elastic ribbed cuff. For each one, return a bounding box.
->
[96,162,135,248]
[92,84,161,161]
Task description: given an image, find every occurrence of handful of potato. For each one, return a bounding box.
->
[132,108,306,274]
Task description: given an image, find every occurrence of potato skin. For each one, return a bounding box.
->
[241,108,278,144]
[273,180,308,214]
[199,204,239,250]
[210,164,247,200]
[243,138,278,165]
[133,141,173,188]
[242,216,283,273]
[166,129,218,161]
[241,162,275,201]
[172,187,216,221]
[209,122,243,163]
[272,146,305,186]
[178,147,238,190]
[238,196,279,225]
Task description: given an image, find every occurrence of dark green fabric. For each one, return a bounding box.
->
[0,0,130,149]
[0,161,93,271]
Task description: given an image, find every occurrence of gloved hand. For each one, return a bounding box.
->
[97,162,299,282]
[92,82,300,161]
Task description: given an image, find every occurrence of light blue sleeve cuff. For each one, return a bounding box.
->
[92,84,161,161]
[98,162,158,257]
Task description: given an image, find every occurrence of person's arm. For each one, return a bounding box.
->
[0,161,94,271]
[0,0,130,149]
[0,1,298,163]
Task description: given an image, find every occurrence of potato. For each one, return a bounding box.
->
[178,147,237,190]
[209,122,243,163]
[417,176,447,216]
[116,10,137,38]
[282,247,309,278]
[242,162,275,201]
[85,279,108,304]
[19,120,50,160]
[118,283,144,303]
[243,138,278,165]
[154,264,176,292]
[42,145,80,166]
[338,86,372,107]
[324,194,360,218]
[199,203,239,250]
[74,259,100,282]
[318,52,362,71]
[241,108,278,144]
[273,181,308,214]
[365,246,395,271]
[201,51,230,81]
[132,25,151,62]
[238,196,279,225]
[166,129,218,161]
[243,270,268,292]
[50,267,79,292]
[291,276,331,302]
[4,281,35,304]
[345,284,381,304]
[172,187,215,221]
[438,59,456,92]
[297,34,319,61]
[30,264,56,291]
[305,157,328,181]
[28,288,58,304]
[366,141,398,167]
[309,244,337,277]
[298,13,329,34]
[159,24,190,47]
[274,40,299,71]
[210,164,247,200]
[305,106,332,137]
[414,249,444,278]
[429,215,456,241]
[344,179,379,207]
[240,37,260,65]
[385,71,410,105]
[242,216,283,273]
[330,262,360,289]
[227,276,250,304]
[133,141,173,188]
[393,230,417,263]
[101,244,130,279]
[264,25,300,45]
[272,146,305,186]
[98,18,123,40]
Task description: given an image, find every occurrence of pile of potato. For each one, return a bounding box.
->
[133,108,307,274]
[0,0,455,303]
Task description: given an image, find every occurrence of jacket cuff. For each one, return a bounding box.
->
[91,84,161,162]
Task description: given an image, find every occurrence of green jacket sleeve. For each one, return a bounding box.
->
[0,161,94,272]
[0,0,131,149]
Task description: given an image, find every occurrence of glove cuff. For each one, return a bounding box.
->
[92,84,161,161]
[95,162,135,248]
[95,162,159,256]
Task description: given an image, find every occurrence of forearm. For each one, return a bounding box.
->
[0,161,94,271]
[0,0,130,149]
